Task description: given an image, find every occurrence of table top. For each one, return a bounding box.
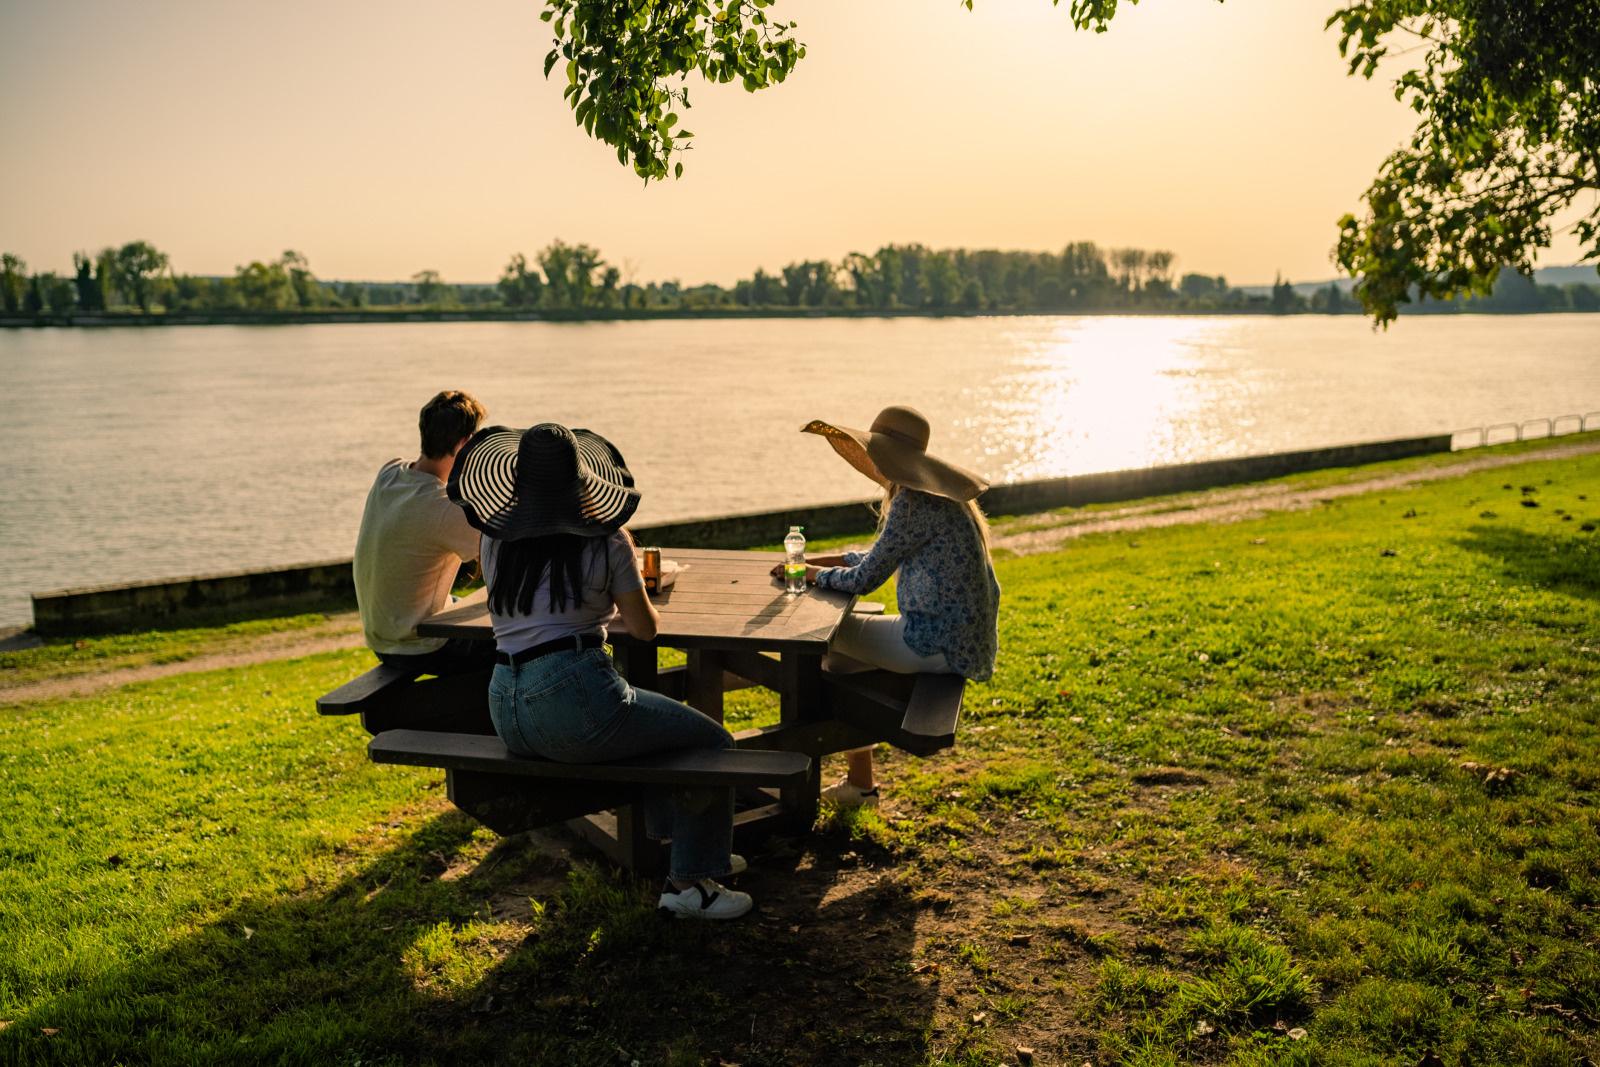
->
[416,548,856,653]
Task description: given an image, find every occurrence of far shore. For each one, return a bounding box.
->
[3,304,1595,328]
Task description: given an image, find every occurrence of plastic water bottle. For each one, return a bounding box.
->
[783,526,807,595]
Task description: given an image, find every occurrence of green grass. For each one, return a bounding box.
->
[0,610,352,688]
[3,447,1599,1064]
[979,429,1600,532]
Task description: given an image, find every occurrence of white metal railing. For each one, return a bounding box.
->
[1452,411,1600,449]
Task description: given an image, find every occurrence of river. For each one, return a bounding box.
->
[1,314,1597,628]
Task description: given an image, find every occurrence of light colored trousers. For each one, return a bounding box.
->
[827,612,951,674]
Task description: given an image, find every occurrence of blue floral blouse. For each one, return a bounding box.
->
[814,489,1001,681]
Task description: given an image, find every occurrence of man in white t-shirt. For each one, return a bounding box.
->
[353,390,494,675]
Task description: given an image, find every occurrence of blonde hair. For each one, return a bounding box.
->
[878,484,992,555]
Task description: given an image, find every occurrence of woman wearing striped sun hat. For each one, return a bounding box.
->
[448,422,753,921]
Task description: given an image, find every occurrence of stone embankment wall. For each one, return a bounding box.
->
[31,434,1452,634]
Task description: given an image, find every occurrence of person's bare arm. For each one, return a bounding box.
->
[612,587,659,642]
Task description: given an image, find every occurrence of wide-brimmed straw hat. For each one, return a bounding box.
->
[801,405,989,502]
[448,423,640,539]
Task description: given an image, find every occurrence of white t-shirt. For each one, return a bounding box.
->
[481,530,644,655]
[352,459,481,656]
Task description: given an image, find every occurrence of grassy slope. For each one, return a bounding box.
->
[1,449,1597,1065]
[0,611,350,688]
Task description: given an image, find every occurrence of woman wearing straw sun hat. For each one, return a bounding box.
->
[779,405,1001,808]
[449,422,753,920]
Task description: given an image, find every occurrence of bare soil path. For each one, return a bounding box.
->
[991,437,1600,555]
[0,614,365,706]
[5,437,1597,708]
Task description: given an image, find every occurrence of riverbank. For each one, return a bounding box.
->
[7,432,1597,701]
[5,303,1597,328]
[2,442,1596,1064]
[28,432,1462,635]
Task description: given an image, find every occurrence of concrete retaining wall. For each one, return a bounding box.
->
[31,560,356,636]
[30,433,1452,634]
[635,434,1454,549]
[981,434,1453,516]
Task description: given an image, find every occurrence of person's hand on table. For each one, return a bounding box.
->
[768,561,824,585]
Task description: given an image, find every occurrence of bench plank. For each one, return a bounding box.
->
[316,662,419,715]
[447,770,633,835]
[821,669,966,757]
[733,718,879,757]
[355,669,493,736]
[368,729,811,788]
[902,672,965,749]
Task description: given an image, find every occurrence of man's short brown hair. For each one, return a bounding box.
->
[419,390,487,459]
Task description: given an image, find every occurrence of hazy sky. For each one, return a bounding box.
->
[1,0,1584,286]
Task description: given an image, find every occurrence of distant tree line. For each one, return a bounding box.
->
[0,246,497,316]
[3,241,1595,319]
[1262,271,1600,315]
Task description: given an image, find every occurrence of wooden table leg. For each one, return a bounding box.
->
[685,648,727,724]
[778,652,824,827]
[614,804,662,877]
[612,638,659,690]
[567,806,664,877]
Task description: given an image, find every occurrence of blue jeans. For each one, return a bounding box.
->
[487,647,735,882]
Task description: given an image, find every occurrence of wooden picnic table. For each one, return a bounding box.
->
[319,548,965,875]
[416,548,859,868]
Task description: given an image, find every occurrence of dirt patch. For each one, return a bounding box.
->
[1131,767,1210,788]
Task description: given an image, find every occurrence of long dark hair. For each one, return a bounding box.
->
[489,533,602,616]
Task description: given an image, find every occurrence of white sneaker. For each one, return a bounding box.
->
[821,777,881,809]
[728,853,748,876]
[658,879,754,920]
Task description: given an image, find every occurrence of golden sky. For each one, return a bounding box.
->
[1,0,1584,286]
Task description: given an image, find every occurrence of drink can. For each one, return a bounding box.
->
[641,547,662,592]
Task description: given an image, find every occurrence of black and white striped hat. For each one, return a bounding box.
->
[447,423,640,539]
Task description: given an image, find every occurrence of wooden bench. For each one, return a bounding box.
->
[320,656,965,761]
[317,662,494,736]
[366,727,811,871]
[317,649,789,737]
[369,728,811,788]
[315,661,418,713]
[820,668,967,756]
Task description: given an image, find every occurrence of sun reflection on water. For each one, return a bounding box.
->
[979,316,1249,482]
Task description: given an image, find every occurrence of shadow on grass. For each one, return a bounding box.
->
[1454,524,1600,601]
[3,810,933,1066]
